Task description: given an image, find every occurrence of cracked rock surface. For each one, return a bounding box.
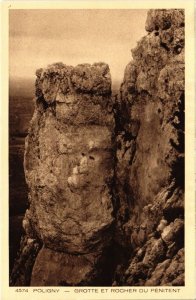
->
[113,9,184,286]
[11,62,115,286]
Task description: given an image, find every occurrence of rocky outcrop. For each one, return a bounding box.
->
[10,9,184,287]
[11,62,115,286]
[113,9,184,285]
[25,62,114,253]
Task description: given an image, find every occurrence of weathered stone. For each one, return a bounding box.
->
[160,249,184,285]
[24,62,114,257]
[115,9,184,286]
[142,238,166,267]
[8,62,116,286]
[10,236,42,286]
[145,9,184,32]
[30,247,103,286]
[145,259,171,286]
[161,218,184,246]
[35,63,72,103]
[70,63,111,95]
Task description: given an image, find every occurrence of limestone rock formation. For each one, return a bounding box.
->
[10,9,184,287]
[11,62,115,286]
[114,9,184,285]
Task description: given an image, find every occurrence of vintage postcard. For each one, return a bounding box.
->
[0,0,195,300]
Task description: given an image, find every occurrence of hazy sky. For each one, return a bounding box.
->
[9,9,147,85]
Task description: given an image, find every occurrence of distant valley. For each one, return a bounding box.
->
[9,76,35,271]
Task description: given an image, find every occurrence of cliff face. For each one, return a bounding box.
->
[10,9,184,287]
[114,9,184,286]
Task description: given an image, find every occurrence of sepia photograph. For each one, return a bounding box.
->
[9,7,186,287]
[1,1,194,299]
